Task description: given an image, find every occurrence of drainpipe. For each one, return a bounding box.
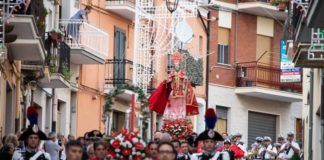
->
[205,2,211,112]
[309,69,313,160]
[321,69,324,160]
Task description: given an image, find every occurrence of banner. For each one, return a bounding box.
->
[280,40,301,83]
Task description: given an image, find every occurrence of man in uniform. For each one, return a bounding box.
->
[258,137,277,160]
[12,106,51,160]
[277,132,300,160]
[191,108,230,160]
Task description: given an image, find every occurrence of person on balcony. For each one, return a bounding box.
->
[67,5,92,44]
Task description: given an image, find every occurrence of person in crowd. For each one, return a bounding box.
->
[178,141,191,160]
[90,141,106,160]
[160,132,172,143]
[278,132,300,160]
[44,132,62,160]
[146,141,159,160]
[186,134,198,154]
[157,142,177,160]
[12,106,50,160]
[82,132,90,160]
[232,132,248,159]
[191,108,229,160]
[249,137,263,159]
[67,5,92,42]
[222,133,229,140]
[66,140,83,160]
[153,132,162,142]
[4,133,19,149]
[277,135,285,145]
[216,139,235,160]
[87,144,95,159]
[274,143,282,156]
[258,136,277,160]
[171,139,181,154]
[68,134,76,141]
[0,143,15,160]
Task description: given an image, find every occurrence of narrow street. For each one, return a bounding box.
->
[0,0,322,160]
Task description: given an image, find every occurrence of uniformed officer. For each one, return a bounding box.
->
[191,108,230,160]
[12,106,51,160]
[258,136,277,160]
[277,132,300,160]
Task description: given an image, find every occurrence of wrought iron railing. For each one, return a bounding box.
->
[45,34,71,80]
[105,59,133,85]
[236,62,302,93]
[59,19,109,58]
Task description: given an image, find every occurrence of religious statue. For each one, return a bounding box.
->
[148,51,199,120]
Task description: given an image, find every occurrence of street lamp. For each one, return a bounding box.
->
[166,0,179,13]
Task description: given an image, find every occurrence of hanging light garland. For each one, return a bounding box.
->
[166,0,180,13]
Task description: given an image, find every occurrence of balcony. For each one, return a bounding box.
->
[59,19,109,64]
[39,38,71,88]
[6,4,46,64]
[104,59,134,100]
[237,0,287,20]
[105,0,135,20]
[235,62,302,102]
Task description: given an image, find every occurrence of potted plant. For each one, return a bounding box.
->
[271,0,289,11]
[39,9,48,22]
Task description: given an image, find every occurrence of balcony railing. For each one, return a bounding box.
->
[106,0,135,7]
[45,35,70,80]
[59,19,109,57]
[239,0,270,2]
[105,59,133,85]
[236,62,302,93]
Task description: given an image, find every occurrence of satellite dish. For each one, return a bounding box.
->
[175,20,193,43]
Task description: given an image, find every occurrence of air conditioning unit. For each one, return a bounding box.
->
[238,67,247,78]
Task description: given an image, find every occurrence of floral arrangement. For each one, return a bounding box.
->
[161,119,193,139]
[108,129,146,160]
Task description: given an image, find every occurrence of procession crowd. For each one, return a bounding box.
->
[0,128,302,160]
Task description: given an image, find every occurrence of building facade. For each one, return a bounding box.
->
[208,0,303,147]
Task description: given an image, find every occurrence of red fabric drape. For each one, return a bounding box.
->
[148,81,172,114]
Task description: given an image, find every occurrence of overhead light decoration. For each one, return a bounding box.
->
[166,0,180,13]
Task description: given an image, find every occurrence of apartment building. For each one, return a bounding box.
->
[287,0,324,159]
[208,0,303,147]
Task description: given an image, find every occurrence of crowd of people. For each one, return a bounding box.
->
[0,107,302,160]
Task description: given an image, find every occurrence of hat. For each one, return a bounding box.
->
[224,139,231,144]
[186,135,198,147]
[263,136,272,141]
[87,130,103,140]
[233,132,242,138]
[274,143,282,147]
[278,135,284,139]
[19,106,47,141]
[196,108,224,141]
[256,137,263,142]
[287,132,294,136]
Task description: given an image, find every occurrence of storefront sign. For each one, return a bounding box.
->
[280,40,302,83]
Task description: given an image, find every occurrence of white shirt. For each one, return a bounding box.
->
[258,144,277,159]
[278,141,300,159]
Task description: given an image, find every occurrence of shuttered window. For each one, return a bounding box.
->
[215,106,228,134]
[256,35,272,64]
[218,28,230,64]
[248,111,277,147]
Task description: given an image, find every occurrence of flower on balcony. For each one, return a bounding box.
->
[104,84,149,119]
[271,0,289,11]
[161,119,193,140]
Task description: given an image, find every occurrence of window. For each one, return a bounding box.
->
[218,45,229,64]
[296,118,303,142]
[214,106,228,134]
[218,27,230,64]
[256,35,272,64]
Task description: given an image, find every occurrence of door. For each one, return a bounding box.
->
[114,29,126,85]
[5,83,15,135]
[248,111,277,147]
